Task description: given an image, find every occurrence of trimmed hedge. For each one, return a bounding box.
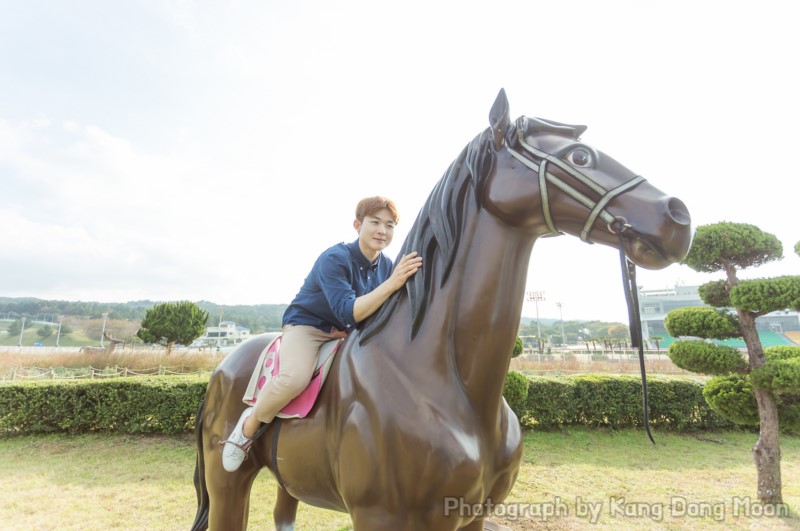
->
[1,373,736,435]
[0,376,207,435]
[519,374,735,430]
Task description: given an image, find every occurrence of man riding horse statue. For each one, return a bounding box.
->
[191,88,692,530]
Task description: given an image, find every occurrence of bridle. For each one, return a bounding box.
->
[506,123,645,242]
[507,122,656,443]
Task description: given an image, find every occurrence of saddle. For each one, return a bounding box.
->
[242,335,341,419]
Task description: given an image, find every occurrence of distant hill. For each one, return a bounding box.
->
[0,297,287,334]
[519,316,560,326]
[1,296,625,341]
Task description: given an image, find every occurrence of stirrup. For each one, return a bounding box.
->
[217,422,269,448]
[218,437,254,451]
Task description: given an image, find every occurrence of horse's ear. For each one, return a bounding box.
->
[489,88,511,150]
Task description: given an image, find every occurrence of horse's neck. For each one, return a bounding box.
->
[446,212,537,420]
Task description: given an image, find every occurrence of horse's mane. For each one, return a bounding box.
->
[359,127,496,345]
[358,115,586,345]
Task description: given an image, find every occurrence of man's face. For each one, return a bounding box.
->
[355,207,396,257]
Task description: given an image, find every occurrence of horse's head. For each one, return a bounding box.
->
[486,89,691,269]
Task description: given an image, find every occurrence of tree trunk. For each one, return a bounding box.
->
[737,308,783,504]
[752,387,782,503]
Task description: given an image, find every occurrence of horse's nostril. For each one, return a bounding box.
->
[666,197,691,226]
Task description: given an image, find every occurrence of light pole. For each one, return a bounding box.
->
[56,315,64,347]
[556,302,565,346]
[18,317,26,346]
[527,290,545,338]
[100,312,109,346]
[527,290,545,357]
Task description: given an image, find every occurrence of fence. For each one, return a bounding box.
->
[1,365,211,382]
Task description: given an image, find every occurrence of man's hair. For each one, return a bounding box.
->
[355,196,399,223]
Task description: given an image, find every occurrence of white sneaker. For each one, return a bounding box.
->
[221,407,255,472]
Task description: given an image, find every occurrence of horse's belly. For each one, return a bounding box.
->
[270,419,347,512]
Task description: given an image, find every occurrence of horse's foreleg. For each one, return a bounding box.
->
[273,486,299,531]
[205,456,260,531]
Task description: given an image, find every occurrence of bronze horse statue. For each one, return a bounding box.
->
[191,89,692,530]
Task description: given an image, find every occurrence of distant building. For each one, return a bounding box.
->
[199,321,251,347]
[638,284,800,346]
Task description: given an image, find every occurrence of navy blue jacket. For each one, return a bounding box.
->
[282,239,394,333]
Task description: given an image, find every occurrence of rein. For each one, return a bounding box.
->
[614,227,655,445]
[506,126,645,242]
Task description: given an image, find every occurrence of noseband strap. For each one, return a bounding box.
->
[506,128,645,242]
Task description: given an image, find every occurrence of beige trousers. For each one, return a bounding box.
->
[252,324,341,424]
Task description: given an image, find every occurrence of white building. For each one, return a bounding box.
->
[638,284,800,346]
[200,321,251,347]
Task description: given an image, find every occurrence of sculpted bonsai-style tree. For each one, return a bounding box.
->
[665,222,800,504]
[136,301,209,355]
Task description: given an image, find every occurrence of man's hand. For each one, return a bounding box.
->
[352,251,423,323]
[387,252,423,291]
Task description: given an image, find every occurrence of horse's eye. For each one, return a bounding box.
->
[567,148,592,168]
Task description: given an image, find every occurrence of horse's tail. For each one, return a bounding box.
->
[190,398,209,531]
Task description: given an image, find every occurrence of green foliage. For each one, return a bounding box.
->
[730,276,800,313]
[751,347,800,400]
[502,371,528,415]
[796,241,800,257]
[0,297,151,321]
[665,307,740,339]
[668,341,748,375]
[698,280,730,308]
[36,325,53,339]
[765,346,800,362]
[7,320,22,337]
[608,325,629,339]
[0,377,207,434]
[646,378,734,430]
[511,336,523,358]
[702,374,760,427]
[514,375,733,430]
[683,222,782,273]
[571,375,643,427]
[1,373,742,435]
[522,376,579,428]
[136,301,209,347]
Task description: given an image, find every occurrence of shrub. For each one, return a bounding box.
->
[669,340,748,375]
[510,374,733,431]
[2,373,742,435]
[646,377,732,430]
[571,375,643,428]
[0,376,207,434]
[702,374,759,427]
[502,371,528,415]
[522,376,577,428]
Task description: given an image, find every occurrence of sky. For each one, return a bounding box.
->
[1,1,799,323]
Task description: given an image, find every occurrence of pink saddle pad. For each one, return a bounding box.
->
[242,335,341,418]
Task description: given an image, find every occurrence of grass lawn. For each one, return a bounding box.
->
[1,428,799,530]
